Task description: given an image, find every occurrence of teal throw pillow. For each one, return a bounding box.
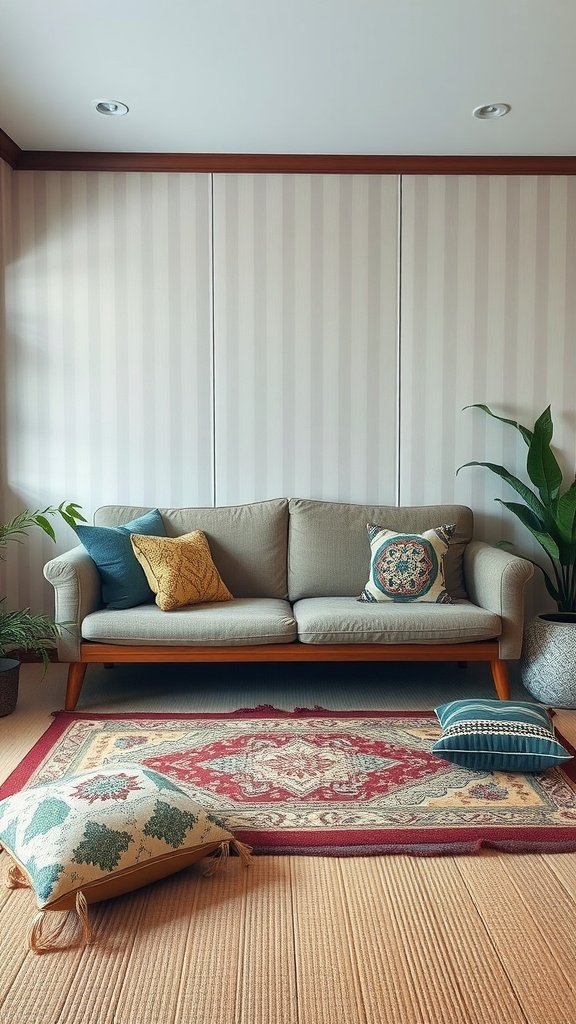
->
[76,509,166,609]
[432,698,572,773]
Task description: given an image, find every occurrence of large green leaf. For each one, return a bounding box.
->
[493,500,544,534]
[542,573,562,605]
[497,498,574,558]
[460,405,576,611]
[556,481,576,545]
[462,404,533,446]
[526,406,563,506]
[457,461,548,521]
[496,499,561,562]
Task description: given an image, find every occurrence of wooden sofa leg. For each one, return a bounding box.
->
[65,663,87,711]
[490,659,510,701]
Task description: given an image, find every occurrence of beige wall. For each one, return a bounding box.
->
[2,170,214,608]
[2,164,575,615]
[0,157,11,509]
[400,175,576,614]
[401,175,576,514]
[213,173,399,504]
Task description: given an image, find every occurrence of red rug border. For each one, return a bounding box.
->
[3,706,576,856]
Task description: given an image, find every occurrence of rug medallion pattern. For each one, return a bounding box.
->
[3,709,576,855]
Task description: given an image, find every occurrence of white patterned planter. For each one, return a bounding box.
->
[520,613,576,708]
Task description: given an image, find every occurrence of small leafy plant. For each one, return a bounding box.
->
[458,405,576,614]
[0,502,85,667]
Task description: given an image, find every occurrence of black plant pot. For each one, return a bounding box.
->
[0,658,20,716]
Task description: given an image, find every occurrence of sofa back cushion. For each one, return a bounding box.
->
[287,499,473,601]
[94,500,289,599]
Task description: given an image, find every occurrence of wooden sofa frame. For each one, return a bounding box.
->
[64,640,510,710]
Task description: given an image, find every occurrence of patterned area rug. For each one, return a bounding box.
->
[3,707,576,855]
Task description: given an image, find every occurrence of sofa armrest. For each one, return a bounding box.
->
[463,540,534,659]
[43,546,101,661]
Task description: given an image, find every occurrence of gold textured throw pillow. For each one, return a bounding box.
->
[130,531,233,611]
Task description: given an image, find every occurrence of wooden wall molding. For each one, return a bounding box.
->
[12,150,576,175]
[0,127,21,168]
[3,119,576,176]
[1,117,576,174]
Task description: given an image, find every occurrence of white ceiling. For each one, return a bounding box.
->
[1,0,575,156]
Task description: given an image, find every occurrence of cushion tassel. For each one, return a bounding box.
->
[230,838,253,866]
[6,862,30,889]
[203,838,253,876]
[75,890,93,948]
[202,840,230,876]
[28,891,93,954]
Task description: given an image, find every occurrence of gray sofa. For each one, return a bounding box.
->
[43,498,534,710]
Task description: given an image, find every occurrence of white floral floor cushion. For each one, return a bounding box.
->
[0,765,251,953]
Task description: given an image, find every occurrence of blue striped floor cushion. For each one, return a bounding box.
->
[432,699,573,772]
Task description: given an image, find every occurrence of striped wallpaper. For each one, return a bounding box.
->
[401,175,576,509]
[400,175,576,614]
[1,162,576,615]
[2,168,214,609]
[213,174,399,504]
[0,158,10,517]
[0,158,15,609]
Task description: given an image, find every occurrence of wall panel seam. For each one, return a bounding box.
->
[396,174,403,507]
[209,171,216,507]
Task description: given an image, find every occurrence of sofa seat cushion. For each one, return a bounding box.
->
[82,598,297,646]
[293,597,501,644]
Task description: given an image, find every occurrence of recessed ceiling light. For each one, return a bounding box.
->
[472,103,511,120]
[92,99,129,117]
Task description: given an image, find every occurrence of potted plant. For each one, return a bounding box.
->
[458,404,576,706]
[0,502,85,715]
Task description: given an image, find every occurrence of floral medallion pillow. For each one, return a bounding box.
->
[359,523,455,603]
[0,765,251,952]
[432,699,573,772]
